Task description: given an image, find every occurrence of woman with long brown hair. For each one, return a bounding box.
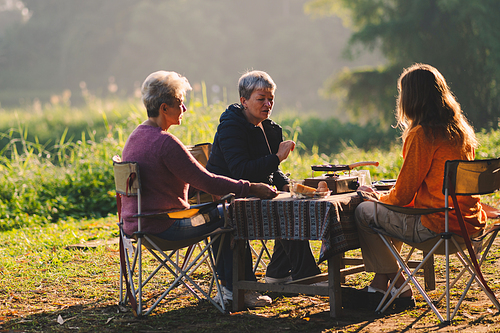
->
[353,63,486,308]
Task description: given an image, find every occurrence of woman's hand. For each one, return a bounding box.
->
[357,185,380,201]
[249,183,278,199]
[358,185,375,193]
[276,140,296,162]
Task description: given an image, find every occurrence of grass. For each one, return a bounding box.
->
[0,95,404,232]
[1,217,500,332]
[2,96,500,331]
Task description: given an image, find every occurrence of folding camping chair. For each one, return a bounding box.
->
[369,158,500,323]
[113,155,234,316]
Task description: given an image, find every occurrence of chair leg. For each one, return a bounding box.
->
[142,236,227,315]
[376,234,446,322]
[251,240,271,273]
[449,239,500,315]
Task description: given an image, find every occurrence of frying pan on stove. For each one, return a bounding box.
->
[311,161,379,172]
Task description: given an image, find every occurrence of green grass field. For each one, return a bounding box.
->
[2,96,500,332]
[0,95,402,232]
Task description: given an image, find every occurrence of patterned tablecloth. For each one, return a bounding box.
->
[231,192,363,263]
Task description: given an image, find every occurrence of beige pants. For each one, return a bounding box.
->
[354,201,438,274]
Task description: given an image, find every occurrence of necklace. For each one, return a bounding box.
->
[258,123,272,154]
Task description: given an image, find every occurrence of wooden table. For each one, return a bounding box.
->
[231,191,363,317]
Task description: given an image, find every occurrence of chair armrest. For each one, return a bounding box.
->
[133,193,235,219]
[374,201,450,215]
[358,190,450,215]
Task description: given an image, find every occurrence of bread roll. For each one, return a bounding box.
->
[295,183,316,195]
[317,181,329,190]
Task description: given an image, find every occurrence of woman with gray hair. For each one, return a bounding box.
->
[120,70,277,252]
[207,70,322,305]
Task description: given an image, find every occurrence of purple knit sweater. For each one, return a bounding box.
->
[121,124,250,235]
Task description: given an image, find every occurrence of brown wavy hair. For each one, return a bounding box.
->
[395,63,477,151]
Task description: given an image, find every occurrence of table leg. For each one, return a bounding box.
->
[233,239,245,311]
[423,251,436,291]
[328,254,342,317]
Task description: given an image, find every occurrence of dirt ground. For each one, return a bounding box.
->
[2,239,500,333]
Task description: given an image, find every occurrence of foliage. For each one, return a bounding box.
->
[0,97,398,231]
[0,95,141,158]
[0,0,378,115]
[476,128,500,159]
[277,114,399,155]
[0,129,122,231]
[305,0,500,130]
[3,97,500,232]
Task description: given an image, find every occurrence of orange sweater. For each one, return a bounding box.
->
[379,126,486,235]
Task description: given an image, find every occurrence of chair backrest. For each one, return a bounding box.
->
[113,155,141,196]
[443,158,500,195]
[186,143,213,204]
[442,158,500,303]
[186,143,212,168]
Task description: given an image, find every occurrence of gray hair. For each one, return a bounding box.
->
[238,70,276,100]
[141,71,192,117]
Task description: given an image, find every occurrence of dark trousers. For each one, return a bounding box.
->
[266,240,321,280]
[211,234,256,291]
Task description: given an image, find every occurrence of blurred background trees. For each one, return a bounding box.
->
[0,0,381,115]
[1,0,499,130]
[306,0,500,129]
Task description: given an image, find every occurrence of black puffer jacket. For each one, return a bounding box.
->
[206,103,289,190]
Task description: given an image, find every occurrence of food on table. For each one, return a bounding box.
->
[317,181,329,191]
[294,183,317,195]
[292,182,331,198]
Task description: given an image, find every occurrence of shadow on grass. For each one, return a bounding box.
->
[1,295,389,333]
[6,288,493,333]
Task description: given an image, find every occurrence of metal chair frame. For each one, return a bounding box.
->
[113,156,233,316]
[370,158,500,323]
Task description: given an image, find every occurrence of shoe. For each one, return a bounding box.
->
[390,284,411,298]
[390,284,415,310]
[212,292,225,305]
[213,287,272,308]
[393,296,415,310]
[222,286,232,301]
[391,284,413,298]
[265,275,292,284]
[213,286,232,305]
[341,286,383,309]
[244,291,272,307]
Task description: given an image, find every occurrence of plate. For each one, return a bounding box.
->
[291,190,331,199]
[372,180,396,191]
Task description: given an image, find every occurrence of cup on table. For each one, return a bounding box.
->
[351,169,372,187]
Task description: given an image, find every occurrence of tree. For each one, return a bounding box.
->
[306,0,500,130]
[1,0,378,115]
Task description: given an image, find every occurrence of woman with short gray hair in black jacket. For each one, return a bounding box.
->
[208,70,321,306]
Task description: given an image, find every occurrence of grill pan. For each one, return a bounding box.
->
[311,161,379,172]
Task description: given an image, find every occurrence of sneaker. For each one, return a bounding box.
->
[264,275,292,284]
[214,287,272,308]
[244,291,272,307]
[222,287,233,301]
[213,286,232,305]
